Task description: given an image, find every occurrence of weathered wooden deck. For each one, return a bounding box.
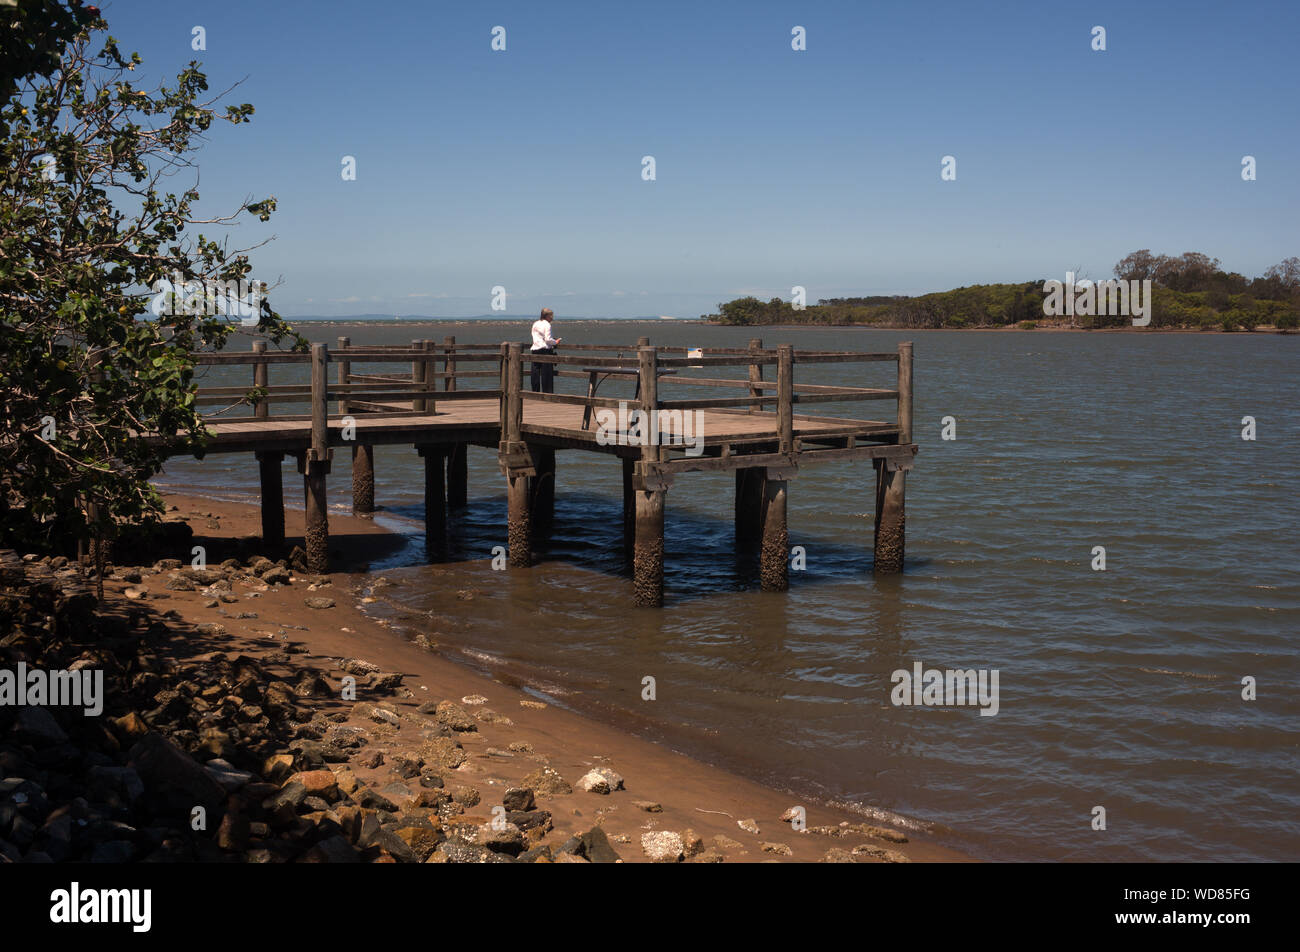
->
[172,336,917,605]
[197,399,905,460]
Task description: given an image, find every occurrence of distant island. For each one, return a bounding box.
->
[703,251,1300,331]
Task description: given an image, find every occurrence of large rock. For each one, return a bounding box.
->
[502,787,535,812]
[11,706,68,746]
[641,830,685,863]
[127,733,226,813]
[87,765,145,803]
[261,565,291,585]
[287,770,339,801]
[577,767,624,795]
[479,821,524,856]
[521,766,571,797]
[556,826,622,864]
[419,737,466,771]
[434,701,477,732]
[204,759,255,792]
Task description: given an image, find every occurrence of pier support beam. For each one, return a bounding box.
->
[873,461,906,574]
[874,340,911,575]
[633,485,666,607]
[735,466,765,549]
[351,444,375,515]
[418,445,446,548]
[500,342,532,566]
[760,471,789,591]
[507,473,531,566]
[256,451,285,548]
[622,458,635,561]
[299,456,330,574]
[446,442,468,509]
[531,447,555,532]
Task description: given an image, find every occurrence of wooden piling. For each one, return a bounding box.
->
[532,446,555,531]
[622,457,635,561]
[735,466,765,548]
[256,451,285,547]
[446,442,468,509]
[633,345,666,606]
[873,341,911,574]
[351,444,374,514]
[503,343,531,566]
[304,342,330,573]
[507,474,530,566]
[419,445,446,545]
[441,336,468,509]
[760,471,789,591]
[338,335,375,514]
[633,486,665,607]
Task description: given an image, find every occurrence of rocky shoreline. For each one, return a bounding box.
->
[0,497,970,864]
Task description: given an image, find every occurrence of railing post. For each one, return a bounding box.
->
[777,344,794,456]
[336,336,350,415]
[443,335,456,392]
[897,340,913,444]
[637,345,659,463]
[423,339,437,414]
[747,337,763,412]
[506,342,523,442]
[411,338,426,413]
[252,340,268,419]
[498,342,510,432]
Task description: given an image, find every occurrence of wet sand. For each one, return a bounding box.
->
[139,491,973,862]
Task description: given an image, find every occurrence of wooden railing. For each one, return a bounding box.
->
[191,336,913,458]
[508,338,913,454]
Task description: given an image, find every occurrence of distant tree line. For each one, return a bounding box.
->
[704,252,1300,331]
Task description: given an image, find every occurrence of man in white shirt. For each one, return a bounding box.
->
[530,307,560,392]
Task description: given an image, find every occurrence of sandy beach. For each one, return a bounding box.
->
[111,490,971,863]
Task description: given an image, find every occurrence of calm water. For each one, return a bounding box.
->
[159,321,1300,862]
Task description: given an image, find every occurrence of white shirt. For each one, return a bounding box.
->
[531,320,558,351]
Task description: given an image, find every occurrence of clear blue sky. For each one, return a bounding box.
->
[101,0,1299,318]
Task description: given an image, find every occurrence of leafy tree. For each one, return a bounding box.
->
[1263,256,1300,292]
[0,0,97,104]
[0,4,303,585]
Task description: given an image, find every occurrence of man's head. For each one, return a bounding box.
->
[540,307,554,323]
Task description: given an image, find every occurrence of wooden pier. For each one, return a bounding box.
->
[175,337,917,605]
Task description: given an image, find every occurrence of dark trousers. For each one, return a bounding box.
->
[530,347,555,393]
